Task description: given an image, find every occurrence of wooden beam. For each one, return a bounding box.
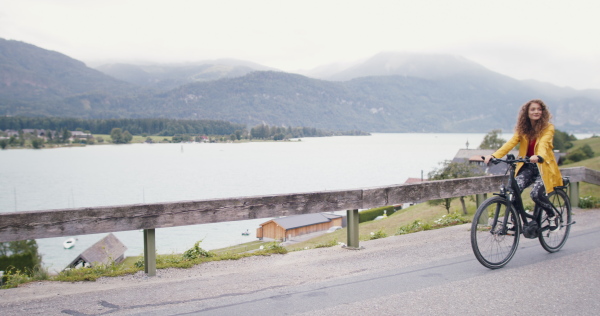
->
[1,167,597,243]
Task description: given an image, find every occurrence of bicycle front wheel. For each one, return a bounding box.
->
[538,189,572,252]
[471,196,520,269]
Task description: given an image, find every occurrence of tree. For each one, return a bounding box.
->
[61,128,71,143]
[553,129,576,152]
[31,137,44,149]
[427,160,484,214]
[0,240,42,275]
[122,130,133,143]
[110,128,123,143]
[479,129,506,150]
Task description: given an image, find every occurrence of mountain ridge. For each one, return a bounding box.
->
[1,38,599,133]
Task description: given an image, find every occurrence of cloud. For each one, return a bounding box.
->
[2,0,600,89]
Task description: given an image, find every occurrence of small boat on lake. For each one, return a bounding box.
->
[242,229,250,236]
[63,238,76,249]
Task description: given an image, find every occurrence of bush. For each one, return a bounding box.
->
[433,212,468,226]
[369,229,388,240]
[182,241,214,260]
[564,144,595,164]
[396,220,427,235]
[359,206,397,222]
[579,196,600,209]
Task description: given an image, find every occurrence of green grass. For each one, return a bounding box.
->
[562,136,600,197]
[93,134,172,144]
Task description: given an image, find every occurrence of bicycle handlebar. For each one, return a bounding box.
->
[482,155,544,165]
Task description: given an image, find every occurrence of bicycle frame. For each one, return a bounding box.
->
[492,154,539,230]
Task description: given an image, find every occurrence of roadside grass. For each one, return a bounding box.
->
[286,199,476,251]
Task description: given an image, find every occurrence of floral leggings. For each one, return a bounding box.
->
[516,163,555,217]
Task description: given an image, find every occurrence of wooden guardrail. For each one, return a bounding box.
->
[1,167,598,275]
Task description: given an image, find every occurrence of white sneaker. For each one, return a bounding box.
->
[548,216,559,231]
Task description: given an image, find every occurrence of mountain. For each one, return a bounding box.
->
[0,38,140,117]
[95,59,277,90]
[0,39,135,98]
[305,52,495,81]
[1,38,599,133]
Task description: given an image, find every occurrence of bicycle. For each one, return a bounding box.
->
[470,154,575,269]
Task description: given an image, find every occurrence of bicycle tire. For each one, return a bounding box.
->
[471,196,521,269]
[538,189,572,253]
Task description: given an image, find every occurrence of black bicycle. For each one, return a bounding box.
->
[470,154,574,269]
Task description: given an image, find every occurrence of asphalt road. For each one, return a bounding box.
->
[2,209,599,316]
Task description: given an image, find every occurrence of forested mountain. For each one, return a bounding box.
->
[1,38,599,133]
[95,59,276,90]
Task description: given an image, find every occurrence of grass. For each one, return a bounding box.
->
[286,201,475,251]
[93,134,173,144]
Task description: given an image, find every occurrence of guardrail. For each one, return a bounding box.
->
[1,167,598,275]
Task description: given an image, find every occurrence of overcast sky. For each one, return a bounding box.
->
[2,0,600,90]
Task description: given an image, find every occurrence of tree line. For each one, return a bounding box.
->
[0,117,245,136]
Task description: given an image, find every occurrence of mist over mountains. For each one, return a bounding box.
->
[1,38,599,133]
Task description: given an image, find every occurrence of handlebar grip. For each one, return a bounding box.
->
[537,156,544,163]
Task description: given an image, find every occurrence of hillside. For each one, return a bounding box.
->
[1,38,600,133]
[95,59,277,90]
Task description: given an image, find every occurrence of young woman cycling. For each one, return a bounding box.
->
[483,99,563,229]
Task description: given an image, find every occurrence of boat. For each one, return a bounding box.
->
[242,229,250,236]
[63,238,76,249]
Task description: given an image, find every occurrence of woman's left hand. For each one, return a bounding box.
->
[529,155,540,163]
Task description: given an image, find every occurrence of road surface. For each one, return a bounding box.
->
[1,209,599,315]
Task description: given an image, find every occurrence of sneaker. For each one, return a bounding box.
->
[548,216,559,231]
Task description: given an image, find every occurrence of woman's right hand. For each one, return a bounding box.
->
[483,155,494,164]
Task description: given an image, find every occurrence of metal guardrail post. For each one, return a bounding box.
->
[476,193,487,208]
[569,181,579,207]
[346,209,360,249]
[143,229,156,276]
[476,193,488,224]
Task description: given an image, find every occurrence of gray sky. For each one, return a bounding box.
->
[2,0,600,90]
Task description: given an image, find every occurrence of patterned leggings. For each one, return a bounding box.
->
[516,164,555,217]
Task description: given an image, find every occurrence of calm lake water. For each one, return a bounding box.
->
[0,132,556,271]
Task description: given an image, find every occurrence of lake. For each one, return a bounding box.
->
[0,132,568,272]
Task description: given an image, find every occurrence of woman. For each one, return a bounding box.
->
[483,99,563,228]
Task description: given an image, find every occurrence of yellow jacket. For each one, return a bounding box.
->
[492,124,563,194]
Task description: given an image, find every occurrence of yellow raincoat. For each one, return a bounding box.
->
[492,124,563,194]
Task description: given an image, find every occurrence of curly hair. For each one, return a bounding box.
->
[515,99,552,140]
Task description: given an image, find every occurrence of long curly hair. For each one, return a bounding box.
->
[515,99,551,141]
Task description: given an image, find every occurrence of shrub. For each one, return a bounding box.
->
[564,144,595,164]
[579,196,600,209]
[369,229,388,240]
[396,220,425,235]
[182,241,214,260]
[359,206,397,222]
[434,212,468,226]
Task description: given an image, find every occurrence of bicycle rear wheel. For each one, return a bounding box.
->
[538,189,572,252]
[471,196,520,269]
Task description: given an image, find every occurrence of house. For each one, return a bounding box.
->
[70,131,93,141]
[256,213,344,241]
[453,149,519,175]
[65,233,127,270]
